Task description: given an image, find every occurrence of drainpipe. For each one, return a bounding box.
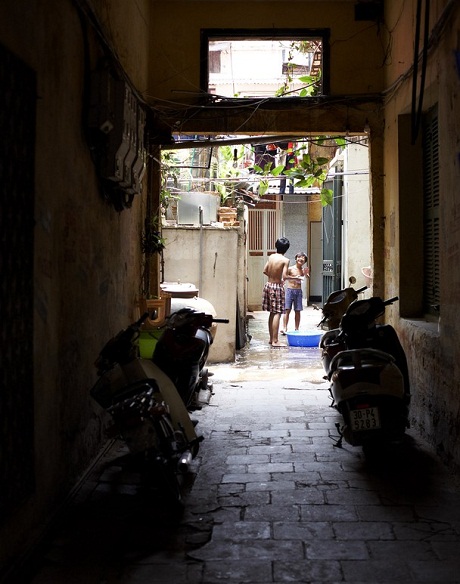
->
[199,206,203,296]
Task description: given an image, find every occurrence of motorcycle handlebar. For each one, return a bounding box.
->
[383,296,399,306]
[138,312,150,326]
[356,286,368,294]
[213,318,230,324]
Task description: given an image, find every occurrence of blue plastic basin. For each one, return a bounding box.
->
[286,330,323,347]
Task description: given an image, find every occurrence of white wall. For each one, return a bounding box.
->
[162,226,240,362]
[342,140,372,292]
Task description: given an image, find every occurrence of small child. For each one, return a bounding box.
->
[281,252,309,333]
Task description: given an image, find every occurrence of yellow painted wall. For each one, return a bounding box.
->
[148,1,385,103]
[382,0,460,464]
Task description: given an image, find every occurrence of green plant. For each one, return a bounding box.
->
[160,135,345,209]
[160,151,182,209]
[141,216,166,255]
[276,41,322,98]
[252,140,337,205]
[283,150,332,206]
[215,145,247,206]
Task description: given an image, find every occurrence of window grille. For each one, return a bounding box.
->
[422,105,440,314]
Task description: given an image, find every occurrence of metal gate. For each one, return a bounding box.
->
[247,207,282,309]
[322,176,343,303]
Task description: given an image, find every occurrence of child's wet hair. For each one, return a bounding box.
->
[275,237,290,254]
[295,252,308,262]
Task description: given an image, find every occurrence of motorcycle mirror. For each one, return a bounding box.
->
[348,276,356,285]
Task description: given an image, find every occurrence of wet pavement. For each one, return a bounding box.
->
[22,307,460,583]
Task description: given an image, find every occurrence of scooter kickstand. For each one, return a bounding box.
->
[332,422,344,448]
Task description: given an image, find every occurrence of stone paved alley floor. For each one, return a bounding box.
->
[21,308,460,583]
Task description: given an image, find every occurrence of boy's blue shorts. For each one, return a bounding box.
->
[285,288,303,311]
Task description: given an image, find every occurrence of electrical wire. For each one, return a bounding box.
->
[383,0,456,105]
[411,0,430,144]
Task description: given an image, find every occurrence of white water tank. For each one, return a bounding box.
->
[177,192,220,225]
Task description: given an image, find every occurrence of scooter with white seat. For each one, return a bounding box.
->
[323,296,410,452]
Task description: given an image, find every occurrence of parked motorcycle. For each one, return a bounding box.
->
[322,295,411,452]
[152,307,228,409]
[318,277,368,331]
[90,309,227,504]
[319,278,368,373]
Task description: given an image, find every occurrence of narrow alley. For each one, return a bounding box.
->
[24,308,460,584]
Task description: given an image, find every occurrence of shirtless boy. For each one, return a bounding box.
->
[262,237,290,346]
[281,252,309,334]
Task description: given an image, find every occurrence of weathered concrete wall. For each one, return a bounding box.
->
[382,1,460,467]
[0,0,151,574]
[162,226,241,363]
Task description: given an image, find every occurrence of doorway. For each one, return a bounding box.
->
[247,207,282,310]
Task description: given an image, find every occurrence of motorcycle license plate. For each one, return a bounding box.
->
[350,407,381,431]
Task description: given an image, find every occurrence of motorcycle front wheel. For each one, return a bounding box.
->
[156,458,183,501]
[145,417,186,512]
